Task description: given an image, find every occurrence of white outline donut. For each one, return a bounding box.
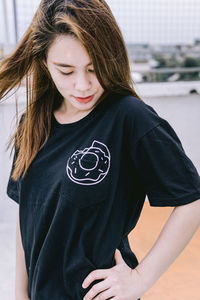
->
[66,140,111,185]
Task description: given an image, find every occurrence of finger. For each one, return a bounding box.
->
[83,279,110,300]
[82,269,110,289]
[93,286,114,300]
[114,248,125,265]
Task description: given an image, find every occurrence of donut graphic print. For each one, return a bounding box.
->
[66,140,111,185]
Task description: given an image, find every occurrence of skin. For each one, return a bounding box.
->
[46,34,105,123]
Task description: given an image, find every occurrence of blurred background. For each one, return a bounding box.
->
[0,0,200,299]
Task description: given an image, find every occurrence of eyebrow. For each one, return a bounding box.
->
[53,62,93,67]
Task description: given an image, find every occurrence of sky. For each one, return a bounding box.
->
[1,0,200,45]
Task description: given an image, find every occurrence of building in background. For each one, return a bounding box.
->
[1,0,200,83]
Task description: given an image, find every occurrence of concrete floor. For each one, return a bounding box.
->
[129,201,200,300]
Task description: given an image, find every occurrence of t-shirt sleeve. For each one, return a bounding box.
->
[6,113,25,204]
[130,118,200,207]
[7,148,20,204]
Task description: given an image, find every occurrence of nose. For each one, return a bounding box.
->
[74,72,91,92]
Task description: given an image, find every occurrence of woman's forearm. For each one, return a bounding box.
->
[135,199,200,291]
[15,208,29,300]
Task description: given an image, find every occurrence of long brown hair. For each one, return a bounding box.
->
[0,0,142,181]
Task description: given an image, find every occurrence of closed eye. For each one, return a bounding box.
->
[60,70,95,76]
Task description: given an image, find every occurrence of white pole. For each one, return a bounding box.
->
[2,0,9,45]
[12,0,18,44]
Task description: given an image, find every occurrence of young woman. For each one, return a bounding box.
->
[1,1,200,299]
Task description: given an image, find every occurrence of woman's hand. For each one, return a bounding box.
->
[82,248,149,300]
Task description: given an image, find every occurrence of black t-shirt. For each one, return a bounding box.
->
[7,93,200,300]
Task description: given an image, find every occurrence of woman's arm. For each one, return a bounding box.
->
[135,199,200,292]
[15,208,29,300]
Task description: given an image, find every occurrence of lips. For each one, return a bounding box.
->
[75,95,94,103]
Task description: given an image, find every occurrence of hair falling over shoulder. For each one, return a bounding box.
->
[0,0,142,181]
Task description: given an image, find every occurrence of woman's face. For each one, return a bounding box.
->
[46,35,105,113]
